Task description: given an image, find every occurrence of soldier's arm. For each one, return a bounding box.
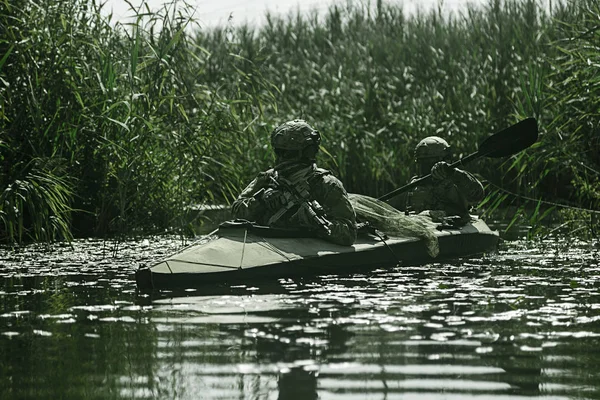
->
[318,175,357,246]
[231,174,268,222]
[451,169,485,204]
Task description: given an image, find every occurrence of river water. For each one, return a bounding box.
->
[1,228,599,399]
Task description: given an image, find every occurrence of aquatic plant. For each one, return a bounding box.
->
[1,0,598,242]
[478,0,600,237]
[0,0,275,242]
[0,158,73,243]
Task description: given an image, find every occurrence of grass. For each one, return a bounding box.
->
[1,0,276,242]
[0,0,598,243]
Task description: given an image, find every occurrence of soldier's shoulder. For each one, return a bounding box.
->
[257,168,275,178]
[309,167,348,190]
[320,173,349,193]
[308,167,332,183]
[314,167,331,176]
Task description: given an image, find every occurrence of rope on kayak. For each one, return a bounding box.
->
[239,228,248,270]
[164,258,241,269]
[375,231,401,265]
[257,237,293,261]
[359,222,401,266]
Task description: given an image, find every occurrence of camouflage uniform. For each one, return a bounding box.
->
[232,120,357,246]
[406,168,485,218]
[406,136,485,221]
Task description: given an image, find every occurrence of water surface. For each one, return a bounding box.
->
[1,233,599,399]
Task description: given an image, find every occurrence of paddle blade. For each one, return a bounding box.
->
[479,117,538,158]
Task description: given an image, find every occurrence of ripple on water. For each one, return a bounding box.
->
[0,236,599,399]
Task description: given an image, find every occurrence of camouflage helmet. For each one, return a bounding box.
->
[414,136,450,160]
[270,119,321,151]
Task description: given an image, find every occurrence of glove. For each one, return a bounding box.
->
[260,188,286,212]
[431,161,454,180]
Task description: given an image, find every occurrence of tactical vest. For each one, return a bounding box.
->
[406,178,470,217]
[263,166,331,226]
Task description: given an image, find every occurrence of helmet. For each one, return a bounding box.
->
[270,119,321,151]
[414,136,450,160]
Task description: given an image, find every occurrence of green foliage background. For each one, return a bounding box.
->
[1,0,598,242]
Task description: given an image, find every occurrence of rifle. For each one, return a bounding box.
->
[261,175,332,236]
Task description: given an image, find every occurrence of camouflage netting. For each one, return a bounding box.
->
[348,193,439,258]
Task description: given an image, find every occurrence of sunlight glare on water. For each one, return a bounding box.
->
[0,234,599,399]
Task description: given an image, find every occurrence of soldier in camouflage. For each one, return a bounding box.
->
[406,136,485,223]
[232,119,357,246]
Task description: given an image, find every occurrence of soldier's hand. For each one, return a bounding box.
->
[260,188,285,211]
[431,161,454,180]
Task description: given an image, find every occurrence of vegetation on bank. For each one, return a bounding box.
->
[0,0,598,243]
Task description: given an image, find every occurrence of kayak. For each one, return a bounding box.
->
[135,216,499,290]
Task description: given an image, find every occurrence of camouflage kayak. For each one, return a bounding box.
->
[135,216,499,290]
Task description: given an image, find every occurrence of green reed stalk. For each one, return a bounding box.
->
[0,0,275,242]
[1,0,598,242]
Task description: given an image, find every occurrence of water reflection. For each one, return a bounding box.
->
[0,236,599,399]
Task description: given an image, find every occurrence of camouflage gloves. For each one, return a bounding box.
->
[431,161,455,180]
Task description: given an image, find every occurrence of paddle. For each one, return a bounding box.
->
[378,117,539,202]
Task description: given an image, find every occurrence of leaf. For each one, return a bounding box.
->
[0,45,14,72]
[106,117,130,132]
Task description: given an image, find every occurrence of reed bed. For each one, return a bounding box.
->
[1,0,598,242]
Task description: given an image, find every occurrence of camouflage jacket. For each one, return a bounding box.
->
[231,162,357,246]
[406,168,485,218]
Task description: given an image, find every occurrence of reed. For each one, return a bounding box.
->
[1,0,598,242]
[479,0,600,236]
[0,0,275,242]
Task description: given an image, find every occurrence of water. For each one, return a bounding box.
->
[1,232,599,399]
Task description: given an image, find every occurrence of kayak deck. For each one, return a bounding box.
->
[136,218,498,290]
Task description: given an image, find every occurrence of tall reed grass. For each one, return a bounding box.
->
[1,0,598,242]
[1,0,275,242]
[474,0,600,237]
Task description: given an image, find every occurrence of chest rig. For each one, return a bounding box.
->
[265,165,330,227]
